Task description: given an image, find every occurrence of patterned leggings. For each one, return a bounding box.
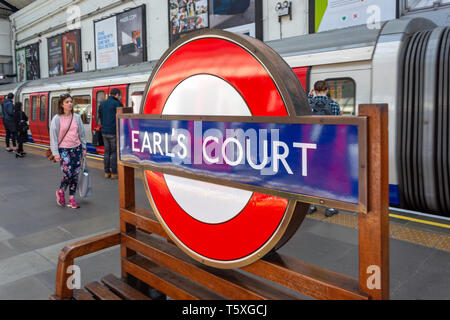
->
[59,145,82,196]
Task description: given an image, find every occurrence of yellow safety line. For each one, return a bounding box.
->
[389,214,450,229]
[22,142,102,161]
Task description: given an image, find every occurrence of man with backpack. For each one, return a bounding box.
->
[307,81,341,217]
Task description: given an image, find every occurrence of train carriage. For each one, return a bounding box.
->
[0,18,449,217]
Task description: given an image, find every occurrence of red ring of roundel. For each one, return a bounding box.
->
[143,37,290,261]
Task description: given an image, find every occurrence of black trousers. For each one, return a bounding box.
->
[5,130,17,148]
[102,133,117,174]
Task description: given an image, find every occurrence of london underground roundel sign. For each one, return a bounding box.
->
[140,30,311,269]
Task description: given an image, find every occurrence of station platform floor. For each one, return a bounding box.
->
[0,142,449,300]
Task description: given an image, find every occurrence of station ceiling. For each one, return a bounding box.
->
[0,0,34,18]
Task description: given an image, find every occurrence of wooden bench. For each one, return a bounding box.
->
[50,213,369,300]
[51,105,388,300]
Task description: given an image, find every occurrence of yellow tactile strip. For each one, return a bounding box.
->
[306,208,450,253]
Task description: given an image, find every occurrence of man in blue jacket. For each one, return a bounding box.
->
[2,93,17,152]
[98,88,123,179]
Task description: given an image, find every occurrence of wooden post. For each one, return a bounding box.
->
[117,107,136,279]
[358,104,390,300]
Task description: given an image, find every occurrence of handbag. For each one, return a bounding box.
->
[78,157,92,198]
[46,115,73,162]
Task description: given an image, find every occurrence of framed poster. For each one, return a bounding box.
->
[25,43,40,80]
[309,0,398,33]
[169,0,209,44]
[48,35,63,77]
[208,0,262,39]
[95,16,119,69]
[62,29,82,74]
[117,5,147,66]
[16,48,26,82]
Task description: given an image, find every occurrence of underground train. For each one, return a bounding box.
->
[0,18,449,217]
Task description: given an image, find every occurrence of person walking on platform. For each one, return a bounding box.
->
[98,88,123,179]
[2,93,18,153]
[307,81,341,218]
[14,101,28,158]
[50,93,87,209]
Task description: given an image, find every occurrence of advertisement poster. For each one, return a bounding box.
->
[48,35,63,77]
[117,6,146,66]
[95,16,119,69]
[208,0,260,38]
[311,0,397,33]
[16,48,26,82]
[62,29,82,74]
[25,43,40,80]
[169,0,209,44]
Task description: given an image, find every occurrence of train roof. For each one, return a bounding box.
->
[266,17,436,67]
[2,60,158,95]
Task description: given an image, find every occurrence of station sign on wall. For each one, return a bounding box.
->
[95,5,147,70]
[16,42,41,82]
[309,0,398,33]
[168,0,262,44]
[47,30,82,77]
[118,30,367,269]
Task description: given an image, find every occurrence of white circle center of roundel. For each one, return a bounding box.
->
[162,74,253,225]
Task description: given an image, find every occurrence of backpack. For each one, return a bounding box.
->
[311,99,332,115]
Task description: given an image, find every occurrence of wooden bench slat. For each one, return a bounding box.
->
[243,254,368,300]
[85,281,123,300]
[123,230,301,300]
[73,289,95,300]
[120,207,167,238]
[101,274,151,300]
[123,254,227,300]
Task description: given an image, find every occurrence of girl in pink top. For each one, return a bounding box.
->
[50,93,87,209]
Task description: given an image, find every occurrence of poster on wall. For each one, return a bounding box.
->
[208,0,261,39]
[95,16,119,69]
[62,29,82,74]
[48,35,63,77]
[169,0,209,44]
[310,0,398,33]
[25,43,40,80]
[117,5,147,66]
[16,48,26,82]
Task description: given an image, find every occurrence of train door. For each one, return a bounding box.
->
[39,92,50,144]
[29,93,42,143]
[92,86,108,154]
[23,96,31,142]
[0,95,5,137]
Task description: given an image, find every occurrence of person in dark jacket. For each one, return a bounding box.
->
[2,93,17,152]
[98,88,123,179]
[14,101,28,158]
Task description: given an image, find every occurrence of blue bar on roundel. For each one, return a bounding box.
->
[119,118,359,204]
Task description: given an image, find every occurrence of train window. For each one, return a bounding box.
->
[73,95,91,124]
[95,91,106,125]
[40,95,46,121]
[31,96,38,121]
[24,98,29,119]
[131,91,144,114]
[325,78,356,115]
[51,97,59,118]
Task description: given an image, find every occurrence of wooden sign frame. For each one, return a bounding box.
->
[116,103,390,300]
